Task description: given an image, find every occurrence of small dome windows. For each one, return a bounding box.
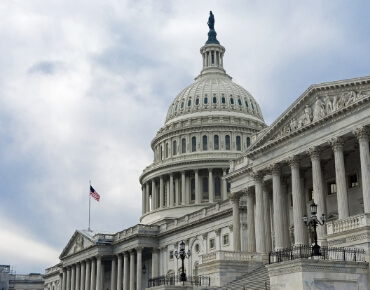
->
[245,99,249,107]
[204,96,208,104]
[181,101,184,109]
[195,97,200,106]
[188,99,192,107]
[251,102,255,110]
[221,95,226,104]
[238,99,242,106]
[213,96,217,104]
[230,97,234,105]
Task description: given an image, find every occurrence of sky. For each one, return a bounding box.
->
[0,0,369,274]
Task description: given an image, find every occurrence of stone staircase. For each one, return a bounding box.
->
[208,265,270,290]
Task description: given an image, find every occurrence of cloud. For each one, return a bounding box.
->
[28,61,64,75]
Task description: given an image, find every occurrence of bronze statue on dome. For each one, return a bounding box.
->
[208,11,215,30]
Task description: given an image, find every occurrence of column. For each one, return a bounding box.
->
[300,169,309,244]
[71,265,75,290]
[123,252,129,290]
[80,261,85,290]
[159,176,164,208]
[288,156,306,245]
[146,183,150,212]
[66,267,71,290]
[169,173,174,206]
[129,250,135,290]
[262,182,272,252]
[90,258,96,290]
[111,257,117,290]
[246,189,256,252]
[116,255,122,290]
[230,192,242,251]
[280,177,290,247]
[270,163,284,250]
[136,247,143,290]
[175,178,179,205]
[252,172,266,253]
[75,263,80,290]
[142,185,146,215]
[100,264,105,290]
[209,169,214,202]
[307,147,327,244]
[329,137,350,219]
[85,260,91,290]
[152,248,159,278]
[222,168,227,200]
[195,169,200,204]
[62,268,67,290]
[354,127,370,212]
[151,180,156,210]
[96,256,102,290]
[181,171,186,205]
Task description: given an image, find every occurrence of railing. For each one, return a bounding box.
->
[327,213,370,235]
[200,250,262,264]
[269,245,366,264]
[148,275,210,287]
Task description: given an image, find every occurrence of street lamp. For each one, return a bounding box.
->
[174,241,191,284]
[302,201,326,256]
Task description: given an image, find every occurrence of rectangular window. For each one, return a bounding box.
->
[348,173,358,188]
[209,238,215,250]
[327,180,337,195]
[222,234,229,246]
[169,250,174,260]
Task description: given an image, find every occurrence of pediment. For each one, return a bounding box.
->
[60,230,95,259]
[248,76,370,154]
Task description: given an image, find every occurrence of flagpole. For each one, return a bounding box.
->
[89,180,91,231]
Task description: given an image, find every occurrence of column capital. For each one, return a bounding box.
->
[269,163,281,176]
[328,137,344,151]
[202,233,208,240]
[287,155,300,168]
[208,168,213,172]
[215,228,221,236]
[228,224,233,232]
[122,251,129,257]
[229,191,242,201]
[307,147,320,160]
[194,169,199,173]
[280,175,289,185]
[135,246,144,252]
[353,126,369,141]
[251,171,263,182]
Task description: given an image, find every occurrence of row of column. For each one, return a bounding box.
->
[142,168,229,214]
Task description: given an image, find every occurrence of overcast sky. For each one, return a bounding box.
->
[1,0,369,274]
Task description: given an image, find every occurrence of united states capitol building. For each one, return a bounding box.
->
[44,14,370,290]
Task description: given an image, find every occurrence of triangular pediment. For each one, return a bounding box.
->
[60,230,95,259]
[247,75,370,154]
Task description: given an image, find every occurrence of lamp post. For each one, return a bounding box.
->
[302,201,326,256]
[174,241,191,284]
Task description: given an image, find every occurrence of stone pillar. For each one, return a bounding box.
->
[136,247,143,290]
[123,252,129,290]
[66,267,71,290]
[146,183,150,212]
[90,258,96,290]
[262,182,272,252]
[85,260,91,290]
[230,192,242,251]
[246,189,256,252]
[71,265,75,290]
[288,156,306,245]
[152,248,159,278]
[142,184,146,215]
[222,168,228,200]
[175,177,179,205]
[307,147,327,244]
[116,254,122,290]
[129,250,135,290]
[195,169,200,204]
[270,164,284,250]
[169,173,174,206]
[159,176,164,208]
[280,177,290,247]
[252,172,266,254]
[354,127,370,213]
[75,263,80,290]
[80,262,85,290]
[329,137,350,219]
[209,169,214,202]
[110,257,117,290]
[96,256,102,290]
[62,268,67,290]
[151,180,156,210]
[181,171,186,205]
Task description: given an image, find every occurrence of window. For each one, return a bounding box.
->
[245,100,249,107]
[308,187,313,201]
[166,143,169,158]
[223,234,229,246]
[204,96,208,104]
[182,138,186,153]
[213,96,217,104]
[222,96,226,104]
[195,243,200,253]
[173,140,177,156]
[195,98,200,106]
[175,104,178,111]
[169,250,174,260]
[181,101,184,109]
[209,238,215,249]
[211,52,214,64]
[227,182,231,193]
[236,136,241,151]
[202,177,209,200]
[251,103,255,110]
[214,135,219,150]
[215,177,221,199]
[192,136,196,152]
[238,98,242,106]
[348,173,358,188]
[225,135,230,150]
[246,137,251,148]
[188,99,192,107]
[230,97,234,105]
[327,180,337,195]
[191,178,195,202]
[203,135,208,151]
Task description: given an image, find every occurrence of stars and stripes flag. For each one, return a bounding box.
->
[90,185,100,202]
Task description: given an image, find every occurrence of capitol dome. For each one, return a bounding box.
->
[139,22,267,225]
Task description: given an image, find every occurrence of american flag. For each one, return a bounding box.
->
[90,185,100,202]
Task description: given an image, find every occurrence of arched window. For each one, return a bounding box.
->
[246,137,251,148]
[204,96,208,104]
[181,101,184,109]
[202,177,209,201]
[182,138,186,153]
[213,96,217,104]
[245,100,249,107]
[166,143,169,158]
[191,178,195,202]
[225,135,230,150]
[238,99,242,106]
[192,136,196,152]
[188,99,192,107]
[236,136,241,151]
[173,140,177,156]
[214,135,219,150]
[251,102,255,110]
[203,135,208,151]
[222,96,226,104]
[195,98,200,106]
[215,177,221,200]
[230,97,234,105]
